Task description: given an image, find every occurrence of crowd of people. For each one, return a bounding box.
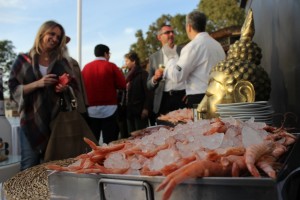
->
[8,10,225,171]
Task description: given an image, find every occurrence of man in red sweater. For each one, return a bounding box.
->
[82,44,126,144]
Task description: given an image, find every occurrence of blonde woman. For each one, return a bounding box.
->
[9,20,77,170]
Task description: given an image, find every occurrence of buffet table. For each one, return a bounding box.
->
[1,121,300,200]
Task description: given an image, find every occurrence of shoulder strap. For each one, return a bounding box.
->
[68,86,78,110]
[60,86,78,111]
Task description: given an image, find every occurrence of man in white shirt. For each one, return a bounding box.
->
[164,11,226,108]
[147,24,186,116]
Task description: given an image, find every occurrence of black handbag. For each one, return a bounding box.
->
[44,86,98,162]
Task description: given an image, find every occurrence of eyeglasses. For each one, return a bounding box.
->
[161,30,174,35]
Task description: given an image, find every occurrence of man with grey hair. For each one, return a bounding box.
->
[163,10,225,108]
[147,24,186,116]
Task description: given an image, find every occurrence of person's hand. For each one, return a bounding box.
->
[141,109,148,119]
[37,74,58,88]
[55,73,71,93]
[58,73,70,86]
[153,69,164,83]
[55,83,68,93]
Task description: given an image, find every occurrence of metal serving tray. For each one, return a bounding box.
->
[48,172,280,200]
[48,134,300,200]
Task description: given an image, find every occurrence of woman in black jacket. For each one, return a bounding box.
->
[124,52,152,133]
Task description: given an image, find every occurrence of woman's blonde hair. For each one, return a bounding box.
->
[29,20,67,61]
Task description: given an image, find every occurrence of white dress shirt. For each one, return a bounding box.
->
[164,32,225,95]
[161,45,185,92]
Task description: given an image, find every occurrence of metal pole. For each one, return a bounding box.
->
[0,68,4,116]
[77,0,82,67]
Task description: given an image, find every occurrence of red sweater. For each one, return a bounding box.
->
[82,59,126,106]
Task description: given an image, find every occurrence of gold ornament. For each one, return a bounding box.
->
[197,9,271,119]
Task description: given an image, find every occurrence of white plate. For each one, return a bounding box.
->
[217,104,269,110]
[219,116,273,121]
[218,113,273,118]
[216,110,274,117]
[219,113,273,117]
[217,105,272,112]
[216,108,274,114]
[216,101,268,107]
[217,101,268,106]
[220,116,273,124]
[220,116,273,121]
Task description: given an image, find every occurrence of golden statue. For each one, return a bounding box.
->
[197,9,271,119]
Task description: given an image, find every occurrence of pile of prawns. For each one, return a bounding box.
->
[46,118,297,200]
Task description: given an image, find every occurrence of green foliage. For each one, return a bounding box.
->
[130,30,149,64]
[0,40,16,68]
[170,14,189,46]
[0,40,16,73]
[0,40,16,99]
[198,0,245,33]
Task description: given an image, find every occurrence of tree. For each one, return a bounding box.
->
[130,30,149,64]
[0,40,17,99]
[198,0,245,33]
[0,40,16,72]
[170,14,189,46]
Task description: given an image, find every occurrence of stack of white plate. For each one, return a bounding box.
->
[216,101,274,124]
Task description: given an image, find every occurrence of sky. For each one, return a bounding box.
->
[0,0,199,68]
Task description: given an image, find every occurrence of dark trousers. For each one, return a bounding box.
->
[148,111,156,126]
[159,90,186,115]
[117,105,129,139]
[126,116,148,134]
[88,110,119,144]
[186,93,205,108]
